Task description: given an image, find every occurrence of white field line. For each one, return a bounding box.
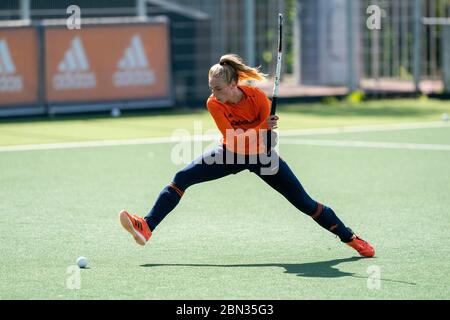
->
[278,121,449,137]
[0,135,219,152]
[282,139,450,151]
[0,121,448,153]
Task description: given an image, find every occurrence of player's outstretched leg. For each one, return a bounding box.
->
[253,153,375,257]
[119,210,152,246]
[119,145,243,245]
[144,145,243,232]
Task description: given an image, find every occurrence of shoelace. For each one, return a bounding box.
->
[133,216,143,231]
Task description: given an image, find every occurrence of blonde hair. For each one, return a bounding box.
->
[208,54,267,84]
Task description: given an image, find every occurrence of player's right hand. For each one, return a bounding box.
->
[267,115,279,129]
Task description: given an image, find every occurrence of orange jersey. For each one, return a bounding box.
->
[207,85,270,154]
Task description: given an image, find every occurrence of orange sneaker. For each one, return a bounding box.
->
[119,210,152,246]
[346,234,375,257]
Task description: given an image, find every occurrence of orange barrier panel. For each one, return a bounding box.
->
[44,22,170,104]
[0,27,40,107]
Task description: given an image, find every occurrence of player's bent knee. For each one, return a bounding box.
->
[168,182,185,198]
[172,170,194,190]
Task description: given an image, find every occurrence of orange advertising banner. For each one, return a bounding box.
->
[44,23,170,103]
[0,28,40,107]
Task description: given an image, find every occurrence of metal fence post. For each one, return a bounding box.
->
[20,0,30,20]
[413,0,422,93]
[245,0,255,67]
[443,26,450,93]
[346,0,357,92]
[294,0,301,84]
[136,0,147,18]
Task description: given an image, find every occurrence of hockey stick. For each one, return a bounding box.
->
[267,13,283,156]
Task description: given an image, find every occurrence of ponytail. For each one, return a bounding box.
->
[208,54,267,84]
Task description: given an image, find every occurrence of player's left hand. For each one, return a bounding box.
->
[267,115,279,129]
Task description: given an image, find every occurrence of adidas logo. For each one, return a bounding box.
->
[113,35,155,87]
[0,39,23,93]
[52,36,96,90]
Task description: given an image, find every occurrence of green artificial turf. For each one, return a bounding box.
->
[0,98,449,146]
[0,100,450,300]
[1,99,449,299]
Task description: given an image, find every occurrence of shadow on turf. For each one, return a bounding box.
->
[141,257,416,285]
[141,257,360,278]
